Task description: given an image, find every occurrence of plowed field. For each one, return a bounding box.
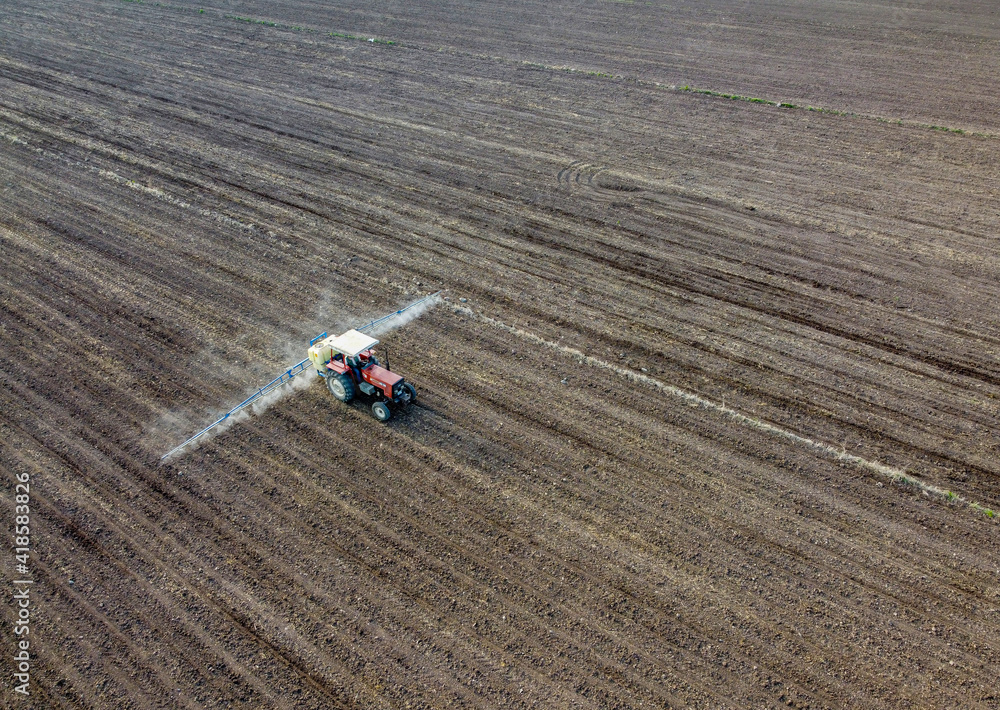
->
[2,1,999,708]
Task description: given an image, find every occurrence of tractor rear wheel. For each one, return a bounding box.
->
[371,401,392,422]
[327,373,355,402]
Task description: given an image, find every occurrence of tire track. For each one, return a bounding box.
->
[451,304,996,517]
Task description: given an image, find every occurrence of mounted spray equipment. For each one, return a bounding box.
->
[161,292,440,460]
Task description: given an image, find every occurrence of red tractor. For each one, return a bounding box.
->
[308,329,416,421]
[160,293,439,457]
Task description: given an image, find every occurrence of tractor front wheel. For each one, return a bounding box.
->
[327,373,355,402]
[402,383,417,404]
[371,401,392,422]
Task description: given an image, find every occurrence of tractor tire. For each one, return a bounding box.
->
[402,383,417,404]
[371,401,392,422]
[327,373,355,402]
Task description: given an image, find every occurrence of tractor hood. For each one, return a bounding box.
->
[363,364,403,395]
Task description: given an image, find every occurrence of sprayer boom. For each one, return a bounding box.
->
[160,359,312,459]
[355,291,441,333]
[160,292,439,459]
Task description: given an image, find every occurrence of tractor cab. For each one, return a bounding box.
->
[309,330,377,374]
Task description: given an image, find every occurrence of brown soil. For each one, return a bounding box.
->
[1,1,999,708]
